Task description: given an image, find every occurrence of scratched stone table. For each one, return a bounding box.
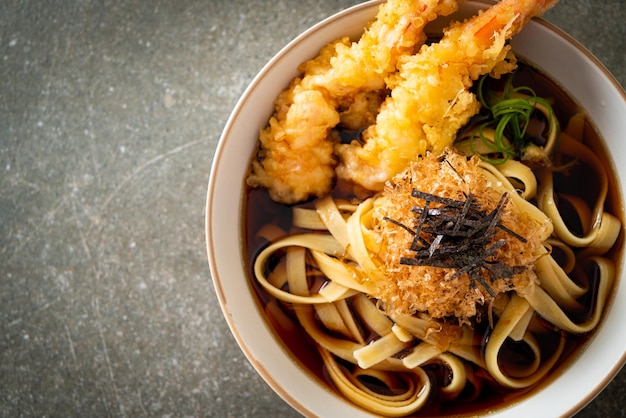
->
[1,1,624,417]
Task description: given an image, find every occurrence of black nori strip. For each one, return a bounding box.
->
[388,187,528,297]
[496,223,527,243]
[383,216,415,235]
[411,189,465,208]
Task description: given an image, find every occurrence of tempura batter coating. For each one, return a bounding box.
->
[307,0,460,93]
[247,0,460,204]
[336,0,560,191]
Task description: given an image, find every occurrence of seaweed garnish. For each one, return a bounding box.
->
[384,185,528,297]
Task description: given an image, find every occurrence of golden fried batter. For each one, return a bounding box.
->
[247,0,460,204]
[336,0,560,191]
[370,150,549,323]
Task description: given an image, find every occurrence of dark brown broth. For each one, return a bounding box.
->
[242,63,624,417]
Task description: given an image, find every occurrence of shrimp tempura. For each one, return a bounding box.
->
[336,0,560,191]
[247,0,460,204]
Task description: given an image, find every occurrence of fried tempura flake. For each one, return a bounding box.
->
[371,150,549,323]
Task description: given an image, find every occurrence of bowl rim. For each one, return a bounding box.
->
[206,1,626,416]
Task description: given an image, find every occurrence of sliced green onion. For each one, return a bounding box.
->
[463,73,559,164]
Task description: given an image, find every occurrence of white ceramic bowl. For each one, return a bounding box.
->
[206,1,626,416]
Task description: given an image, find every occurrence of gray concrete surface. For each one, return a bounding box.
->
[1,0,624,417]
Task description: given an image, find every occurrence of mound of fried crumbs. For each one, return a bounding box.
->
[370,149,548,324]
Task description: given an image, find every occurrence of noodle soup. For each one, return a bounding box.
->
[207,1,626,417]
[243,74,623,414]
[242,7,623,418]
